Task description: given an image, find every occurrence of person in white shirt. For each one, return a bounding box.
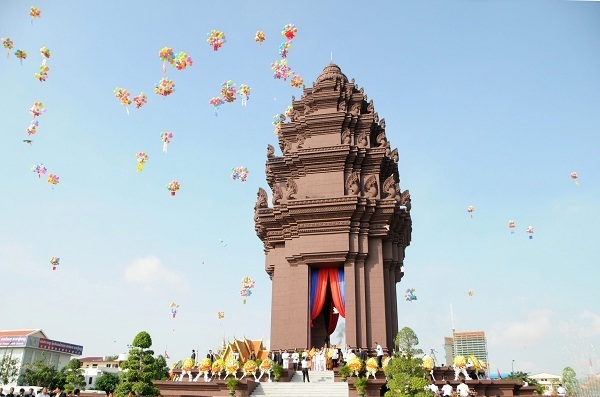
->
[281,350,290,369]
[441,381,453,397]
[457,379,470,397]
[428,381,440,395]
[291,350,300,371]
[557,384,567,396]
[301,357,310,382]
[375,342,384,367]
[346,349,357,361]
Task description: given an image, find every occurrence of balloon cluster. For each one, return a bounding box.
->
[571,171,579,185]
[468,289,474,297]
[240,276,255,304]
[467,206,474,218]
[290,75,304,88]
[173,51,193,71]
[161,131,173,153]
[14,49,27,64]
[35,65,49,82]
[281,24,297,41]
[508,220,516,234]
[254,31,265,45]
[404,288,417,302]
[50,256,60,270]
[231,166,249,182]
[271,59,292,81]
[237,84,251,106]
[284,106,294,120]
[220,80,237,103]
[526,226,534,239]
[114,87,132,113]
[47,173,59,185]
[170,302,179,318]
[32,163,47,178]
[133,92,147,109]
[136,152,148,172]
[207,30,226,51]
[217,311,225,320]
[279,41,292,59]
[27,120,38,136]
[30,6,41,21]
[209,97,224,117]
[272,113,285,135]
[166,180,180,196]
[2,37,13,58]
[40,46,51,60]
[155,78,175,97]
[29,101,46,118]
[158,46,175,73]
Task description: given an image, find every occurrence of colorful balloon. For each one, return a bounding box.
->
[290,75,304,88]
[468,289,474,297]
[27,120,38,136]
[30,6,41,23]
[14,49,27,64]
[170,302,179,318]
[240,276,255,304]
[508,220,516,234]
[32,163,47,178]
[404,288,417,302]
[159,47,175,73]
[173,51,193,71]
[279,41,292,58]
[254,31,265,45]
[231,166,249,182]
[136,152,148,172]
[209,97,224,117]
[50,256,60,270]
[40,46,51,59]
[217,311,225,320]
[34,64,49,82]
[221,80,237,103]
[166,180,180,196]
[2,37,13,58]
[467,205,474,218]
[29,101,46,118]
[281,24,297,41]
[161,131,173,153]
[47,173,59,185]
[285,106,294,120]
[133,92,147,109]
[272,113,285,135]
[271,59,292,81]
[237,84,251,106]
[207,30,226,51]
[114,87,132,114]
[571,172,579,185]
[154,78,175,97]
[526,226,534,239]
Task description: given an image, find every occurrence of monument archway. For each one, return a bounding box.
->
[254,63,412,354]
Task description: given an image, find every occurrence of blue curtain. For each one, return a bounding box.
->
[310,268,319,316]
[338,268,345,308]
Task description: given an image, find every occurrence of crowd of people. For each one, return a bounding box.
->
[0,387,81,397]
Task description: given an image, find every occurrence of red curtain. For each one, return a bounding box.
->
[310,269,329,327]
[328,300,339,335]
[328,268,346,318]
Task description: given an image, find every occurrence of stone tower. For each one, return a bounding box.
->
[254,63,412,352]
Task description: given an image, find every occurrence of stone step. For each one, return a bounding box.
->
[251,371,348,396]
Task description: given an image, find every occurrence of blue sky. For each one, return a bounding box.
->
[1,0,599,377]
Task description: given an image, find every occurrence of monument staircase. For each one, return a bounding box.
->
[250,370,348,397]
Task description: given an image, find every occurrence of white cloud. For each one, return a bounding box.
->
[500,309,555,346]
[124,256,188,290]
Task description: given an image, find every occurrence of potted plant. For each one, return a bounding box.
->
[339,365,350,382]
[354,376,368,397]
[272,364,283,382]
[226,378,239,396]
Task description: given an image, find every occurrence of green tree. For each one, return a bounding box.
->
[0,355,20,385]
[504,371,541,393]
[562,367,581,396]
[95,372,121,394]
[152,356,170,381]
[385,327,431,397]
[21,353,60,388]
[115,331,160,397]
[59,359,86,392]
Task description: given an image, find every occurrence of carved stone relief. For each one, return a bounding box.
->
[285,178,297,200]
[345,172,361,196]
[341,128,352,145]
[364,175,379,199]
[382,175,397,199]
[267,144,274,158]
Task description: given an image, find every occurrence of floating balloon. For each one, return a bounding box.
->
[50,256,59,270]
[526,226,534,239]
[237,84,251,106]
[254,31,265,45]
[467,206,474,218]
[166,180,180,196]
[170,302,179,318]
[279,41,291,58]
[209,97,224,117]
[114,87,132,114]
[404,288,417,302]
[571,172,579,185]
[272,113,285,135]
[133,92,147,109]
[14,49,27,64]
[47,173,59,185]
[40,46,51,60]
[27,120,38,136]
[290,75,304,88]
[207,30,226,51]
[32,163,47,178]
[35,64,49,82]
[29,101,46,119]
[221,80,237,103]
[154,78,175,97]
[158,47,175,73]
[217,311,225,320]
[240,276,255,305]
[161,131,173,153]
[136,152,148,172]
[508,220,516,234]
[30,6,41,23]
[231,166,249,182]
[468,289,474,298]
[271,59,292,81]
[281,24,297,41]
[173,51,193,70]
[218,238,228,249]
[285,106,294,120]
[2,37,13,58]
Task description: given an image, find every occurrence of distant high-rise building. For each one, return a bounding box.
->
[444,331,488,365]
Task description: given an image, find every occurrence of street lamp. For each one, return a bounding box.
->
[512,359,515,374]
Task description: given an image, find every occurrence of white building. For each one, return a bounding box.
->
[80,355,127,390]
[0,329,83,388]
[530,372,561,394]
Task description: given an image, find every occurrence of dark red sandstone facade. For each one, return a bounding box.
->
[254,63,412,352]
